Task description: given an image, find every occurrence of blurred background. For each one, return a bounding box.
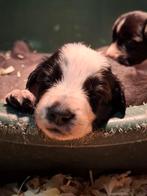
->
[0,0,147,52]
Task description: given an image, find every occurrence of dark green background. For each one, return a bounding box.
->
[0,0,147,52]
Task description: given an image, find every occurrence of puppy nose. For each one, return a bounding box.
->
[46,106,75,126]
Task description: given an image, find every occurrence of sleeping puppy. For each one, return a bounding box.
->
[106,10,147,66]
[6,43,126,140]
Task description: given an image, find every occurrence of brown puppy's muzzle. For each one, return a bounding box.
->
[106,43,123,59]
[106,43,130,65]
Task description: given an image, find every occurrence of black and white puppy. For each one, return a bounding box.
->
[106,10,147,66]
[6,43,125,140]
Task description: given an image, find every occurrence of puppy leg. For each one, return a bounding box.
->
[5,89,36,112]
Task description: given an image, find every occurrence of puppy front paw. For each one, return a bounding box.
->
[5,89,36,112]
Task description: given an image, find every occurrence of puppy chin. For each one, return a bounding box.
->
[35,111,93,140]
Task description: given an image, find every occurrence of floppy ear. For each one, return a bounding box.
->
[26,50,62,100]
[110,72,126,117]
[85,68,126,129]
[99,68,126,117]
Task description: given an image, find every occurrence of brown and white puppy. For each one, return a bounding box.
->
[106,10,147,66]
[6,43,125,140]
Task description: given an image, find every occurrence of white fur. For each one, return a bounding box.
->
[116,18,126,33]
[35,43,110,140]
[60,43,109,88]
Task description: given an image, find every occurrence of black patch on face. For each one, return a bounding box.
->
[26,50,63,102]
[83,68,126,128]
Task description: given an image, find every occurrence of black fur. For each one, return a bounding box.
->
[26,51,63,102]
[110,11,147,65]
[83,68,126,128]
[6,44,128,134]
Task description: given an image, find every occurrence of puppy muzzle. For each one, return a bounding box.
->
[46,104,75,126]
[106,43,123,59]
[106,43,131,65]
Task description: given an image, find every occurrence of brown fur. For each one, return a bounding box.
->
[106,10,147,66]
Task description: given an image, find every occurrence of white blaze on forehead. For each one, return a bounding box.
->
[58,43,109,89]
[116,18,126,33]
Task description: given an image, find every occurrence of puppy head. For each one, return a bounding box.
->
[27,43,126,140]
[106,10,147,65]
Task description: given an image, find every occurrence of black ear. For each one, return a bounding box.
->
[110,72,126,117]
[26,50,62,100]
[96,68,126,118]
[84,68,126,129]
